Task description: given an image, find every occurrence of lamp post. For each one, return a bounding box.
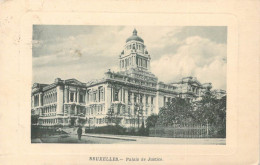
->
[206,119,209,137]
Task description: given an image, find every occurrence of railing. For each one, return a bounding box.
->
[149,124,211,138]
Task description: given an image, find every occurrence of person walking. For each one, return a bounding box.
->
[77,126,82,140]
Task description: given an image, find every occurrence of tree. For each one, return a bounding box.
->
[195,91,226,125]
[145,114,159,128]
[106,104,122,126]
[194,91,226,137]
[31,115,39,125]
[156,97,193,126]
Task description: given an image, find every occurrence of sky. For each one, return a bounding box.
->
[33,25,227,90]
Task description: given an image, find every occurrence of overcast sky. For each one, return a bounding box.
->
[33,25,227,90]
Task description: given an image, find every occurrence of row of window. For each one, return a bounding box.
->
[86,105,104,115]
[68,92,85,103]
[113,90,154,104]
[42,106,56,116]
[121,56,133,68]
[40,118,67,125]
[43,92,57,105]
[126,43,144,51]
[136,57,148,68]
[86,89,104,103]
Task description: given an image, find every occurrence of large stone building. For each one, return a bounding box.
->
[31,78,87,126]
[31,29,225,128]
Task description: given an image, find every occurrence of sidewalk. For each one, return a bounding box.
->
[83,133,226,144]
[83,133,137,141]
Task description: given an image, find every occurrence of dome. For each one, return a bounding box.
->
[126,29,144,43]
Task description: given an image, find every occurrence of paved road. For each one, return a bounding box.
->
[34,135,128,144]
[32,134,225,145]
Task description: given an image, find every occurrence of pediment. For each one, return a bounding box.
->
[65,79,85,86]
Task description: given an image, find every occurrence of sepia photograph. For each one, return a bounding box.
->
[31,25,227,145]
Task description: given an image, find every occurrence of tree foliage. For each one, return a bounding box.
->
[154,91,226,129]
[156,97,193,126]
[145,114,159,128]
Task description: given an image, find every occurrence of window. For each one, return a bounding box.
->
[151,97,154,105]
[98,89,101,102]
[70,92,74,102]
[79,94,84,103]
[93,93,96,102]
[134,94,137,103]
[100,90,103,101]
[146,96,148,104]
[140,95,143,103]
[128,92,131,102]
[114,90,119,101]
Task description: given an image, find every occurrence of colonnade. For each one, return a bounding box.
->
[41,105,57,117]
[86,87,104,103]
[64,86,86,104]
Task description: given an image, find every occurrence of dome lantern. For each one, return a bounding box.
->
[126,29,144,43]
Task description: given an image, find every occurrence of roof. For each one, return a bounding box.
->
[126,29,144,43]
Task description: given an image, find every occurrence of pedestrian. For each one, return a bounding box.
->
[77,126,82,140]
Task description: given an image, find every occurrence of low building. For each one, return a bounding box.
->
[171,77,212,102]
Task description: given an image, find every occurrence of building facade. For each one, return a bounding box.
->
[31,78,87,126]
[31,29,226,128]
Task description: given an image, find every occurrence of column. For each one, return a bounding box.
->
[111,87,114,102]
[68,91,71,103]
[124,89,128,105]
[118,88,122,102]
[39,93,43,106]
[77,89,80,103]
[65,86,68,103]
[105,85,111,115]
[131,93,134,115]
[56,85,64,115]
[147,95,151,115]
[103,88,105,101]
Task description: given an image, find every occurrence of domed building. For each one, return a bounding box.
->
[84,29,180,128]
[31,29,219,128]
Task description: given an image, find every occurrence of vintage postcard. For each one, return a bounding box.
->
[31,25,227,145]
[0,0,259,164]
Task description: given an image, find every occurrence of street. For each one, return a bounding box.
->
[32,133,225,145]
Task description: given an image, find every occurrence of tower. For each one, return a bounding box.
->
[119,29,151,72]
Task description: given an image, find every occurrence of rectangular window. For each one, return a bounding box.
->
[128,92,131,102]
[93,93,96,102]
[70,92,74,102]
[114,90,119,101]
[146,96,148,104]
[123,90,125,102]
[151,97,154,105]
[98,89,101,102]
[79,94,84,103]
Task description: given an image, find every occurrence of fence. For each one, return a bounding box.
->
[149,124,211,138]
[31,125,68,138]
